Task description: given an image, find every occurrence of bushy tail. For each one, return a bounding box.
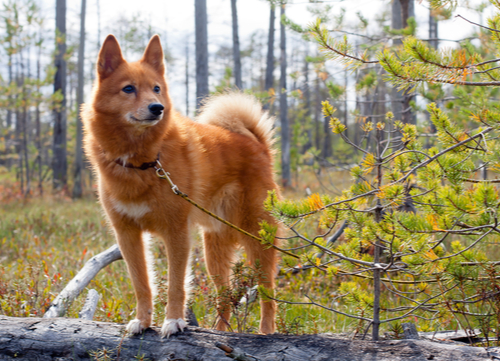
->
[196,93,275,149]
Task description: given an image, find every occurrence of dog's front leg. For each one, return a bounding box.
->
[159,225,191,338]
[112,223,154,335]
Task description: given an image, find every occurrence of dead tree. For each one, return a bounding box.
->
[53,0,68,190]
[72,0,86,199]
[195,0,209,110]
[279,2,290,188]
[231,0,242,89]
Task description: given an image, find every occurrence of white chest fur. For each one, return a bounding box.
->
[111,198,151,220]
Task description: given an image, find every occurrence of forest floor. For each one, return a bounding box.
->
[1,168,498,352]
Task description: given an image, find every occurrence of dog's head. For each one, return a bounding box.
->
[93,34,171,130]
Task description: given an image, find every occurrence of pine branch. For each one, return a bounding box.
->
[456,14,500,33]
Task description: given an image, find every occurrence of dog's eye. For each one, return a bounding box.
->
[122,85,135,94]
[154,86,160,93]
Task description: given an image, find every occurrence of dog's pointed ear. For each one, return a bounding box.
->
[141,35,165,75]
[97,35,125,79]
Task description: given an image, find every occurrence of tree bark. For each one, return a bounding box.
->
[263,4,275,111]
[96,0,101,49]
[427,10,438,135]
[36,40,43,195]
[53,0,67,190]
[185,40,190,116]
[78,289,100,320]
[231,0,242,89]
[429,11,438,50]
[391,0,415,126]
[1,316,498,361]
[195,0,209,110]
[302,51,312,152]
[279,3,290,188]
[73,0,86,199]
[21,106,30,196]
[314,73,321,151]
[6,55,13,170]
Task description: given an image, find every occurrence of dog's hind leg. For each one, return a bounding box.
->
[203,230,237,332]
[111,222,154,335]
[159,225,191,338]
[240,218,278,335]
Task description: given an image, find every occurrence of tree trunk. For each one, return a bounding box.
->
[344,68,348,137]
[263,4,275,110]
[73,0,86,199]
[36,51,43,196]
[314,73,321,151]
[302,52,312,152]
[322,110,332,159]
[0,316,497,361]
[391,0,415,126]
[16,109,23,194]
[372,128,384,341]
[231,0,242,89]
[6,55,13,170]
[96,0,101,49]
[185,40,190,116]
[53,0,67,190]
[195,0,209,110]
[15,56,24,194]
[20,45,30,196]
[22,107,30,196]
[279,3,290,188]
[303,54,310,119]
[429,11,438,50]
[428,11,438,135]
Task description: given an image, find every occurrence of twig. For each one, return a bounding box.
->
[456,14,500,33]
[215,342,261,361]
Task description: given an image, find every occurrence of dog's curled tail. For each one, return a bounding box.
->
[196,93,275,149]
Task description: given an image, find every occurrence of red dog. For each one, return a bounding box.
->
[83,35,280,337]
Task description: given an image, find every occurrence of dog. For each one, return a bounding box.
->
[82,34,281,337]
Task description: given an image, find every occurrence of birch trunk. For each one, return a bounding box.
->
[231,0,242,89]
[195,0,209,110]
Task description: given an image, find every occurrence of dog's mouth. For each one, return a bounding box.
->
[127,113,162,126]
[130,115,160,122]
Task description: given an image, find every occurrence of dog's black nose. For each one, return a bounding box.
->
[148,103,164,116]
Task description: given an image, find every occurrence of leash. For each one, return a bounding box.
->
[153,159,298,259]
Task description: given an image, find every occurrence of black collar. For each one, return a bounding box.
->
[114,153,160,170]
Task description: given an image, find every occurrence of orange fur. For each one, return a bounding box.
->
[83,34,281,337]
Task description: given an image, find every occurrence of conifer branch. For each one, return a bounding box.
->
[456,14,500,33]
[430,227,496,262]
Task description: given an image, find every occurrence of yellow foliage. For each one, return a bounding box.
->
[424,249,438,260]
[308,193,325,211]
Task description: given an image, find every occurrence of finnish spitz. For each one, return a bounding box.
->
[83,34,280,337]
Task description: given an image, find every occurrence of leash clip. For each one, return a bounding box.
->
[155,160,181,195]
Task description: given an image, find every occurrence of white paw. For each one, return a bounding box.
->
[161,318,187,338]
[126,319,146,335]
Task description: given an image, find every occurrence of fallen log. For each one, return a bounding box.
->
[1,316,499,361]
